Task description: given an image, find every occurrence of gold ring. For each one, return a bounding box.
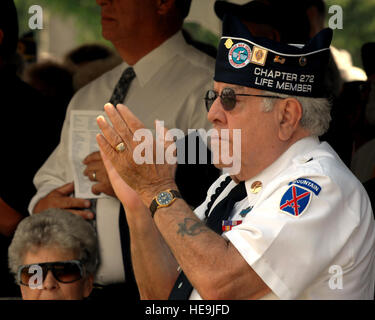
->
[92,171,97,181]
[115,142,126,153]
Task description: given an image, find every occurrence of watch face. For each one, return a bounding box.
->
[157,191,173,206]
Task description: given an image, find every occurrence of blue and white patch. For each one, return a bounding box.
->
[280,178,321,217]
[228,43,252,69]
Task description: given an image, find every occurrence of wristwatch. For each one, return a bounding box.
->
[150,189,181,217]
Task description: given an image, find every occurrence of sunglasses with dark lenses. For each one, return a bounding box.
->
[17,260,85,287]
[204,87,284,111]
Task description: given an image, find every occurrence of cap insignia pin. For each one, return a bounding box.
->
[225,38,234,49]
[274,55,286,64]
[299,56,307,66]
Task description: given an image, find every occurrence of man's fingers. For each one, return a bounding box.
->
[117,104,145,133]
[86,170,101,182]
[59,197,91,210]
[100,145,133,193]
[83,161,105,176]
[98,135,129,183]
[155,120,178,161]
[67,209,95,220]
[103,103,133,145]
[99,144,117,177]
[55,182,75,196]
[99,142,146,210]
[96,133,120,165]
[92,184,103,195]
[156,120,175,147]
[97,115,124,150]
[83,151,101,164]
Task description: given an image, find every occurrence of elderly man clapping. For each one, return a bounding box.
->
[96,15,375,300]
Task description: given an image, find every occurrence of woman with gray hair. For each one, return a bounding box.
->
[8,209,98,300]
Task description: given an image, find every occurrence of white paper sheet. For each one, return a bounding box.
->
[69,110,109,199]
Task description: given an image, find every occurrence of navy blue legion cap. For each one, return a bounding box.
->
[214,14,333,98]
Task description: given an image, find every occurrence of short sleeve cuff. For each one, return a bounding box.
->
[225,229,293,299]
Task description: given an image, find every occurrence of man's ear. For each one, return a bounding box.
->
[83,274,94,298]
[276,98,303,141]
[0,29,4,46]
[157,0,176,15]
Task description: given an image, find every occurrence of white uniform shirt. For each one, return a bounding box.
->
[190,136,375,299]
[29,31,215,284]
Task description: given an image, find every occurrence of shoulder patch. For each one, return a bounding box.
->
[280,185,312,217]
[280,178,321,217]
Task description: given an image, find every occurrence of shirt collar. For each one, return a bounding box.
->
[132,31,187,86]
[244,136,320,196]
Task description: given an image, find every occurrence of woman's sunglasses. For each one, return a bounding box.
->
[17,260,85,287]
[204,87,284,111]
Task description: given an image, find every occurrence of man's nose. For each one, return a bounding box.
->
[42,270,59,290]
[207,97,227,125]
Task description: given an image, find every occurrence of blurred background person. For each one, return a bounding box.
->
[63,44,122,92]
[304,0,366,83]
[214,0,282,41]
[24,61,73,104]
[8,209,98,300]
[361,42,375,137]
[0,0,62,298]
[332,81,367,167]
[350,42,375,211]
[350,43,375,184]
[16,31,37,76]
[23,61,74,135]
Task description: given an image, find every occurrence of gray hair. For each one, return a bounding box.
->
[262,90,332,136]
[8,209,99,278]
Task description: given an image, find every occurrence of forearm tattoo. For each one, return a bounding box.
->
[177,218,210,237]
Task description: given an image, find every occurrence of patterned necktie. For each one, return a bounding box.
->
[110,67,136,106]
[168,178,247,300]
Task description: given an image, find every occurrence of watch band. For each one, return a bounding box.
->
[150,199,158,216]
[170,190,181,198]
[150,189,181,218]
